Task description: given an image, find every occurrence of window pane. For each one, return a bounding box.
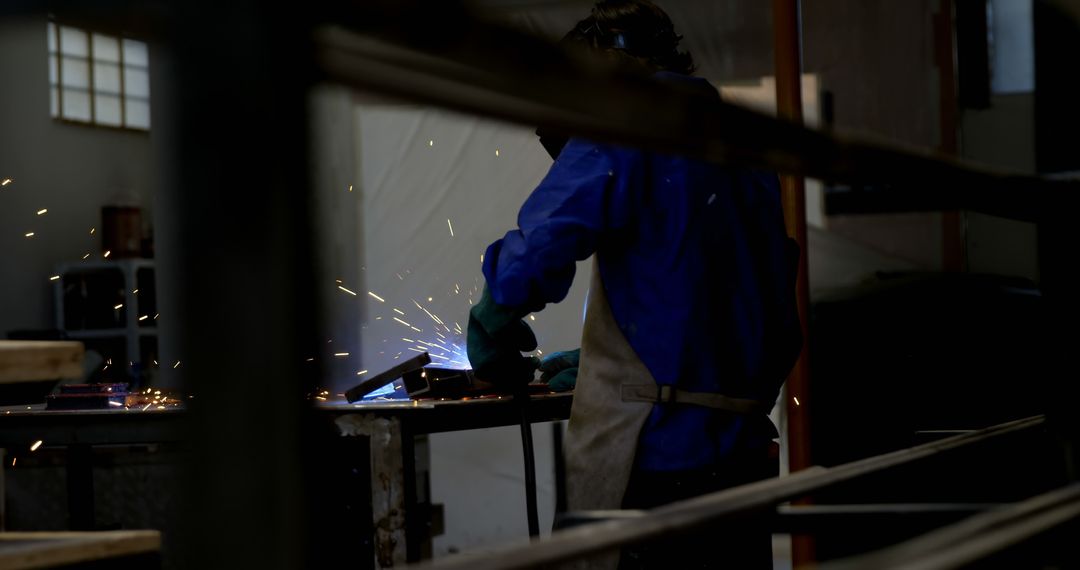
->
[95,62,121,94]
[125,98,150,129]
[95,94,122,126]
[61,56,89,89]
[122,39,148,67]
[48,54,58,85]
[59,26,87,56]
[62,88,91,121]
[92,33,120,63]
[47,22,57,53]
[50,86,59,118]
[123,67,150,98]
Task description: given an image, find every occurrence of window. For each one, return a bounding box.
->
[47,22,151,130]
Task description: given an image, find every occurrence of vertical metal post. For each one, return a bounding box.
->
[773,0,812,476]
[936,0,967,271]
[162,3,319,568]
[773,0,815,565]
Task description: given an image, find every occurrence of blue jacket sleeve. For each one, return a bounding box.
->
[483,140,635,308]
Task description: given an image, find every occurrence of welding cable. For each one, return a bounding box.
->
[515,387,541,538]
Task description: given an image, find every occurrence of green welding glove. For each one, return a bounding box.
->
[546,368,578,392]
[539,349,580,392]
[467,287,541,389]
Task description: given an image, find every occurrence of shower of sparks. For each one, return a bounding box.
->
[447,219,454,237]
[90,227,96,235]
[407,347,426,353]
[410,326,422,333]
[338,285,357,296]
[36,209,47,215]
[133,289,139,294]
[529,315,536,321]
[393,317,411,327]
[495,149,500,157]
[11,458,15,467]
[480,253,484,264]
[333,352,350,357]
[173,361,181,369]
[427,297,433,302]
[114,303,123,310]
[82,253,90,259]
[139,315,149,321]
[393,308,405,315]
[30,440,43,452]
[1,178,11,186]
[154,313,159,319]
[356,369,368,376]
[349,184,354,192]
[103,250,111,258]
[793,396,801,406]
[368,291,386,303]
[24,232,34,238]
[428,139,434,147]
[109,401,123,407]
[49,275,60,281]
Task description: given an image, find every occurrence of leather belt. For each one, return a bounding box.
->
[621,384,767,415]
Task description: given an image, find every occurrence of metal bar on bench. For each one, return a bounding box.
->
[409,415,1044,570]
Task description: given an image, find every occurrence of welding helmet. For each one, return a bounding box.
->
[536,127,569,160]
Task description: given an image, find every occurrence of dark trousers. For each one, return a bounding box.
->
[618,450,778,570]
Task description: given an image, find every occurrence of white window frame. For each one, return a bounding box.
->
[48,21,151,131]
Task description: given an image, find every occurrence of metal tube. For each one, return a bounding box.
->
[410,416,1045,570]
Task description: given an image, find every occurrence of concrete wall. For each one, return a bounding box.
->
[0,15,157,335]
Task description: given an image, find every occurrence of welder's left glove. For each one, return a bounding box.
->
[539,349,580,392]
[468,287,540,389]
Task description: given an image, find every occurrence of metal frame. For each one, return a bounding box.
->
[6,1,1080,568]
[412,416,1045,570]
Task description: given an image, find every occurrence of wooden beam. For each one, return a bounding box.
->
[0,341,83,384]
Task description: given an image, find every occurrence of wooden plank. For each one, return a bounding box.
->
[0,530,160,570]
[0,341,84,384]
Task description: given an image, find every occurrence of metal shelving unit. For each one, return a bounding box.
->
[51,258,157,376]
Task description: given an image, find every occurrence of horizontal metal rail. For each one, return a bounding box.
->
[821,482,1080,570]
[410,415,1045,570]
[312,5,1080,223]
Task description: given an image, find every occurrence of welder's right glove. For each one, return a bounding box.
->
[467,287,540,389]
[539,349,580,392]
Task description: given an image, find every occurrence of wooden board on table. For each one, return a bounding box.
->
[0,341,84,384]
[0,530,160,570]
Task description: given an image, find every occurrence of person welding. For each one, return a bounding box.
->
[467,1,802,567]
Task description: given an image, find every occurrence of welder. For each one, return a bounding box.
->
[467,1,802,567]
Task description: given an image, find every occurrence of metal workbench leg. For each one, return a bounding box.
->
[337,415,407,568]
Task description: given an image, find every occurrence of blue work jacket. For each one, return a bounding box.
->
[483,75,800,471]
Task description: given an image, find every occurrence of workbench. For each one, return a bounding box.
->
[0,393,572,568]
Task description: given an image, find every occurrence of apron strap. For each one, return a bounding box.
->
[621,384,767,415]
